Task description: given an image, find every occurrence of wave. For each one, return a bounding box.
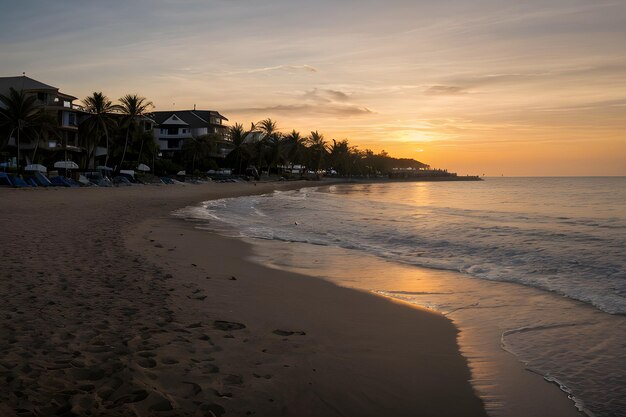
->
[174,182,626,315]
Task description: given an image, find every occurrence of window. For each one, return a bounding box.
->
[167,139,180,149]
[68,112,77,126]
[167,127,178,135]
[63,101,71,108]
[37,92,46,102]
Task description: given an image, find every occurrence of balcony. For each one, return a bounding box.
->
[157,130,192,139]
[159,139,183,151]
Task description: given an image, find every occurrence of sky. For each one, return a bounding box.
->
[1,0,625,175]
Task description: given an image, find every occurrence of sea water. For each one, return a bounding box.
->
[175,178,626,417]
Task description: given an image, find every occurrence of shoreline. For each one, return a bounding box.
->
[129,213,487,416]
[167,181,593,417]
[221,226,588,417]
[0,181,486,416]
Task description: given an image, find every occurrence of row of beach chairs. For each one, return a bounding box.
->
[0,172,80,188]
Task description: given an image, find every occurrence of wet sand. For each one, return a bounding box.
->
[0,182,485,416]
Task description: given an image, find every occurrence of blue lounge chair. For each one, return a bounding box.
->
[27,177,38,187]
[50,176,80,188]
[9,175,31,187]
[65,177,81,187]
[50,176,70,187]
[34,172,52,187]
[0,172,13,186]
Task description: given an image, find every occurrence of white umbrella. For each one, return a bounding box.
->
[96,165,113,172]
[137,163,151,172]
[25,164,47,173]
[54,160,79,170]
[177,170,186,175]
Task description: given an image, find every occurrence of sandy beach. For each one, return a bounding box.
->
[0,182,486,416]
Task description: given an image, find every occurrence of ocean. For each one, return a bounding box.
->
[175,177,626,417]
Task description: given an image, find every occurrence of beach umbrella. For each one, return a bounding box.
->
[137,163,151,172]
[24,164,47,173]
[96,165,113,172]
[54,160,79,170]
[177,170,186,176]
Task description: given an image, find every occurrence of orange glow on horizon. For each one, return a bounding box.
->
[3,1,624,176]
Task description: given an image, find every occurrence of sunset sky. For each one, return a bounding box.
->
[2,0,625,175]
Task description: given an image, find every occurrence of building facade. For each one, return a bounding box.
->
[0,76,86,165]
[151,110,231,158]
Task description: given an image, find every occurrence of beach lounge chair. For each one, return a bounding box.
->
[113,176,133,186]
[10,175,32,187]
[27,177,38,187]
[50,176,66,187]
[34,172,53,187]
[65,177,81,187]
[50,176,79,187]
[0,172,13,186]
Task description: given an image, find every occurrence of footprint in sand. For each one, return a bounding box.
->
[272,329,306,336]
[223,374,243,385]
[137,357,157,368]
[182,381,202,395]
[214,321,246,331]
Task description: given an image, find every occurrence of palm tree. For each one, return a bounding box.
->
[255,118,280,173]
[82,92,121,168]
[265,133,286,175]
[0,87,46,170]
[329,139,352,175]
[283,129,307,172]
[118,94,153,171]
[307,130,328,173]
[30,111,59,164]
[227,123,250,174]
[183,134,216,173]
[257,118,278,137]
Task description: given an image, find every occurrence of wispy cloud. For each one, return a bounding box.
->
[424,85,467,95]
[229,65,319,75]
[303,88,352,102]
[229,103,373,116]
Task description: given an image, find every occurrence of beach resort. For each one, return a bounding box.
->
[0,75,476,188]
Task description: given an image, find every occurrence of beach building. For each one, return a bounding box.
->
[151,110,231,158]
[0,75,87,167]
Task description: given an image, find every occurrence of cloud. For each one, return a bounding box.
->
[325,89,350,101]
[229,103,373,116]
[231,87,373,116]
[303,88,351,102]
[448,63,626,88]
[424,85,467,95]
[243,65,319,74]
[532,98,626,112]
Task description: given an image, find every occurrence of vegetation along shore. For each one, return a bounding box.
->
[0,75,479,187]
